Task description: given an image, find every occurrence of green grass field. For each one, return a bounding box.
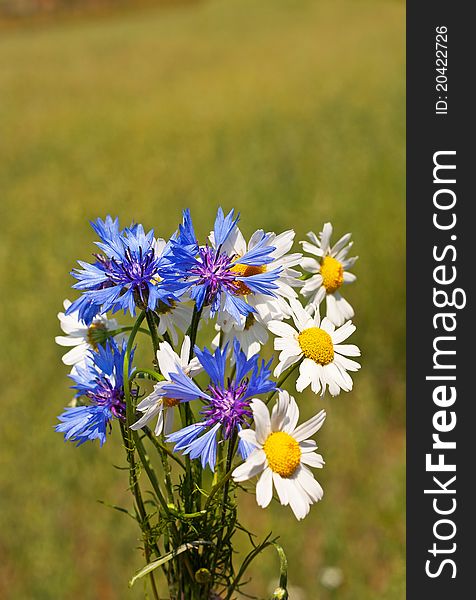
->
[0,1,405,598]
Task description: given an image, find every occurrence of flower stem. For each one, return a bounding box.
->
[265,359,303,405]
[122,311,161,600]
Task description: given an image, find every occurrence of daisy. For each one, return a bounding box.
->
[268,300,360,396]
[165,208,282,324]
[232,391,326,520]
[300,222,358,327]
[130,336,201,436]
[56,299,124,367]
[211,224,302,323]
[213,312,271,359]
[165,340,276,470]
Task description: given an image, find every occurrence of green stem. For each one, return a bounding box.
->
[187,302,203,361]
[265,359,303,405]
[132,430,172,516]
[119,422,161,600]
[143,426,186,471]
[130,368,164,383]
[108,326,151,338]
[211,432,237,577]
[145,309,161,355]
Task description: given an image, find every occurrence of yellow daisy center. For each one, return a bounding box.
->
[298,327,334,365]
[263,431,301,478]
[163,397,180,408]
[230,263,267,295]
[320,256,344,293]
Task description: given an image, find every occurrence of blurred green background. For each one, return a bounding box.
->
[0,0,405,598]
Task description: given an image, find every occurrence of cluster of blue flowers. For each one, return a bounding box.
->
[56,209,283,468]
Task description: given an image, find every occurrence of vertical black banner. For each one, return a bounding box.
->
[407,2,475,598]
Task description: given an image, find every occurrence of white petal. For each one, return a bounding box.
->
[334,293,354,321]
[301,257,320,274]
[300,451,325,468]
[296,359,315,392]
[320,223,333,254]
[180,336,191,366]
[268,320,297,339]
[331,321,356,344]
[325,293,343,327]
[272,472,289,505]
[293,409,326,442]
[343,271,357,283]
[333,343,360,357]
[301,241,323,257]
[62,344,89,366]
[232,449,267,482]
[286,478,310,520]
[55,335,84,347]
[256,467,273,508]
[296,466,324,502]
[273,353,301,378]
[250,399,271,444]
[238,428,259,448]
[333,353,361,372]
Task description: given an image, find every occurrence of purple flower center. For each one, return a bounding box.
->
[202,377,253,439]
[87,377,126,420]
[190,245,239,305]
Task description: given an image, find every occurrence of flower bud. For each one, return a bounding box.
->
[195,568,212,584]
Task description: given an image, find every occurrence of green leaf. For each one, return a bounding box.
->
[128,540,213,587]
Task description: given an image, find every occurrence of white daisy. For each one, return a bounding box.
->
[55,299,123,367]
[130,336,201,435]
[213,312,271,359]
[211,226,301,323]
[268,300,361,396]
[300,222,358,327]
[232,391,326,520]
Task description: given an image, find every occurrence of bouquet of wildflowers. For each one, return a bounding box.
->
[55,209,360,599]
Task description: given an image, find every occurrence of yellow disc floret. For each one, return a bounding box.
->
[298,327,334,365]
[230,263,267,295]
[320,256,344,293]
[263,431,301,478]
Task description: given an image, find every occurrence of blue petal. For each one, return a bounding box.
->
[213,207,239,248]
[186,423,220,471]
[195,345,227,388]
[163,369,210,403]
[222,292,254,322]
[56,405,111,446]
[233,232,275,265]
[167,422,204,449]
[236,267,282,296]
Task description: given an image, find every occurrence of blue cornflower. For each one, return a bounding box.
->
[165,340,276,471]
[56,339,132,446]
[165,208,282,323]
[67,217,183,324]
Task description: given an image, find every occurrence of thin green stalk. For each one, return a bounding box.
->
[108,326,151,338]
[187,302,203,360]
[119,422,161,600]
[132,430,172,516]
[143,426,186,471]
[265,359,303,405]
[211,431,238,577]
[145,309,161,355]
[130,368,164,383]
